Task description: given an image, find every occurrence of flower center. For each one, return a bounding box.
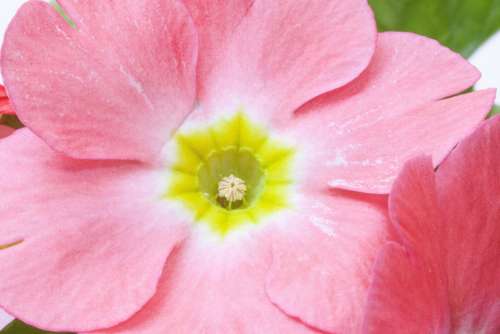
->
[198,148,264,211]
[166,112,295,237]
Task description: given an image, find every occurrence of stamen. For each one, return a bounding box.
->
[218,174,247,203]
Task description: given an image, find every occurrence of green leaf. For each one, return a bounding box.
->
[489,104,500,118]
[1,320,73,334]
[0,115,23,129]
[368,0,500,58]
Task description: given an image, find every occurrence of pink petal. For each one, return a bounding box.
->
[266,191,389,333]
[387,157,443,255]
[329,89,495,193]
[363,117,500,333]
[1,0,197,161]
[182,0,252,91]
[363,242,452,333]
[89,230,317,334]
[0,85,15,115]
[190,0,376,124]
[0,130,188,332]
[363,157,451,333]
[290,32,493,194]
[0,125,14,139]
[434,117,500,332]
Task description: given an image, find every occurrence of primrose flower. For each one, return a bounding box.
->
[0,0,495,333]
[363,117,500,334]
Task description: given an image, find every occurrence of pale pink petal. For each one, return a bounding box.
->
[294,90,495,195]
[0,130,188,332]
[0,125,14,139]
[1,0,197,161]
[0,85,15,115]
[182,0,252,91]
[266,191,389,333]
[327,89,495,193]
[363,117,500,333]
[300,32,482,120]
[289,32,493,194]
[291,33,494,193]
[89,230,317,334]
[191,0,376,124]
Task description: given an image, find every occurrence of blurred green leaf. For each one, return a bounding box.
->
[369,0,500,58]
[1,320,72,334]
[489,104,500,117]
[0,115,23,129]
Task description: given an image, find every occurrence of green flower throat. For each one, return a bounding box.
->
[166,112,296,237]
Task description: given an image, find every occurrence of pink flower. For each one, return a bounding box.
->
[362,117,500,334]
[0,1,495,333]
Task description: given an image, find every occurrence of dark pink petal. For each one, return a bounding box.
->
[88,231,317,334]
[363,117,500,333]
[435,117,500,332]
[0,85,15,115]
[387,157,443,255]
[363,157,451,333]
[0,125,14,138]
[363,242,452,333]
[0,130,188,332]
[289,32,492,194]
[188,0,376,124]
[1,0,197,161]
[266,192,389,333]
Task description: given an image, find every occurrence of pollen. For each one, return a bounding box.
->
[218,174,247,203]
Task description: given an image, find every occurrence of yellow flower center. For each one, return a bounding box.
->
[165,111,295,237]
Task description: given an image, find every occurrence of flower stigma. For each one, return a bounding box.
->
[217,174,247,207]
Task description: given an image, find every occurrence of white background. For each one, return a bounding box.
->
[0,0,499,330]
